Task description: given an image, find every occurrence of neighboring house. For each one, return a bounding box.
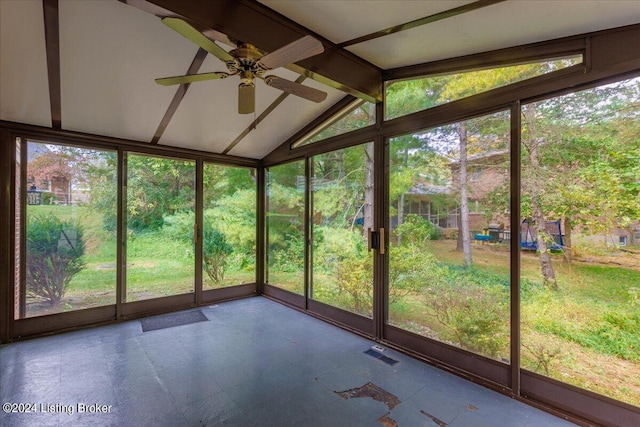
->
[27,144,73,205]
[400,150,510,237]
[401,148,638,247]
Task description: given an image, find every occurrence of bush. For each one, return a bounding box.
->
[203,227,233,284]
[424,276,509,359]
[26,214,85,306]
[333,247,373,314]
[395,214,441,245]
[162,211,234,283]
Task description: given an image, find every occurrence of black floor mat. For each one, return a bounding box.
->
[141,309,208,332]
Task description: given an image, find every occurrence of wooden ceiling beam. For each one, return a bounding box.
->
[151,48,208,144]
[43,0,62,130]
[122,0,382,103]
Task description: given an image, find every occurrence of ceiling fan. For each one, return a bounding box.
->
[156,17,328,114]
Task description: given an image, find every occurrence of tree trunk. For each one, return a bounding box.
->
[363,143,374,238]
[336,150,345,181]
[531,198,558,289]
[397,147,408,245]
[457,122,473,267]
[563,215,572,264]
[522,105,558,289]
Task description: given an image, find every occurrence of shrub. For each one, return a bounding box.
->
[203,227,233,284]
[333,247,373,314]
[395,214,441,245]
[425,278,509,359]
[26,214,85,306]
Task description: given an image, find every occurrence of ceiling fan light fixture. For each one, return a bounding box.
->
[155,18,328,114]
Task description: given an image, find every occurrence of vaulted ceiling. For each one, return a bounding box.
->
[1,0,639,159]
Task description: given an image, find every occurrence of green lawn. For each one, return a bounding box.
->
[23,206,640,406]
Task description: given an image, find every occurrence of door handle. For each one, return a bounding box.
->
[367,227,385,254]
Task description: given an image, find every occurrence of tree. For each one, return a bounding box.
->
[522,103,558,289]
[126,155,195,231]
[518,78,640,286]
[456,121,472,267]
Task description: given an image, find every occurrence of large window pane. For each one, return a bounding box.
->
[266,161,305,294]
[202,164,256,289]
[388,111,511,362]
[22,141,117,318]
[385,56,581,120]
[310,143,374,317]
[126,154,195,301]
[521,77,640,407]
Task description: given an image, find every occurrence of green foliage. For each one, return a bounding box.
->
[302,102,375,145]
[545,311,640,361]
[386,58,579,120]
[332,245,373,315]
[395,214,441,243]
[163,210,245,284]
[126,155,195,232]
[202,227,233,284]
[389,246,444,303]
[26,213,85,306]
[266,179,305,273]
[423,268,510,358]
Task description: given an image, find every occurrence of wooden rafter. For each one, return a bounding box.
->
[43,0,62,129]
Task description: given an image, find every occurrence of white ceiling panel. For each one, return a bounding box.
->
[260,1,471,44]
[2,0,639,160]
[59,0,197,142]
[0,0,51,127]
[346,0,640,68]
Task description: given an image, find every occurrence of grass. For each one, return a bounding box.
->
[23,206,640,407]
[24,205,256,309]
[389,239,640,407]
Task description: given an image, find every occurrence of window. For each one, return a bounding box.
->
[520,76,640,407]
[294,100,376,147]
[388,110,511,362]
[310,143,374,317]
[202,164,257,289]
[385,56,582,120]
[125,153,195,302]
[21,141,117,318]
[619,235,628,247]
[265,160,306,294]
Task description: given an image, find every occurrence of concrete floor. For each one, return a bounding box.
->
[0,297,577,426]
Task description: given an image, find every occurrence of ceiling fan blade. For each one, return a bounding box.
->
[258,35,324,70]
[155,72,230,86]
[238,83,255,114]
[264,76,327,103]
[162,17,234,63]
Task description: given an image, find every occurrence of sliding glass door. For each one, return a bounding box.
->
[265,160,306,295]
[387,111,512,364]
[309,143,375,318]
[125,153,195,302]
[202,163,257,289]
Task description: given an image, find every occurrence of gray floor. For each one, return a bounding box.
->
[0,297,577,427]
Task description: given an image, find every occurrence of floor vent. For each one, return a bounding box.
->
[363,348,398,365]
